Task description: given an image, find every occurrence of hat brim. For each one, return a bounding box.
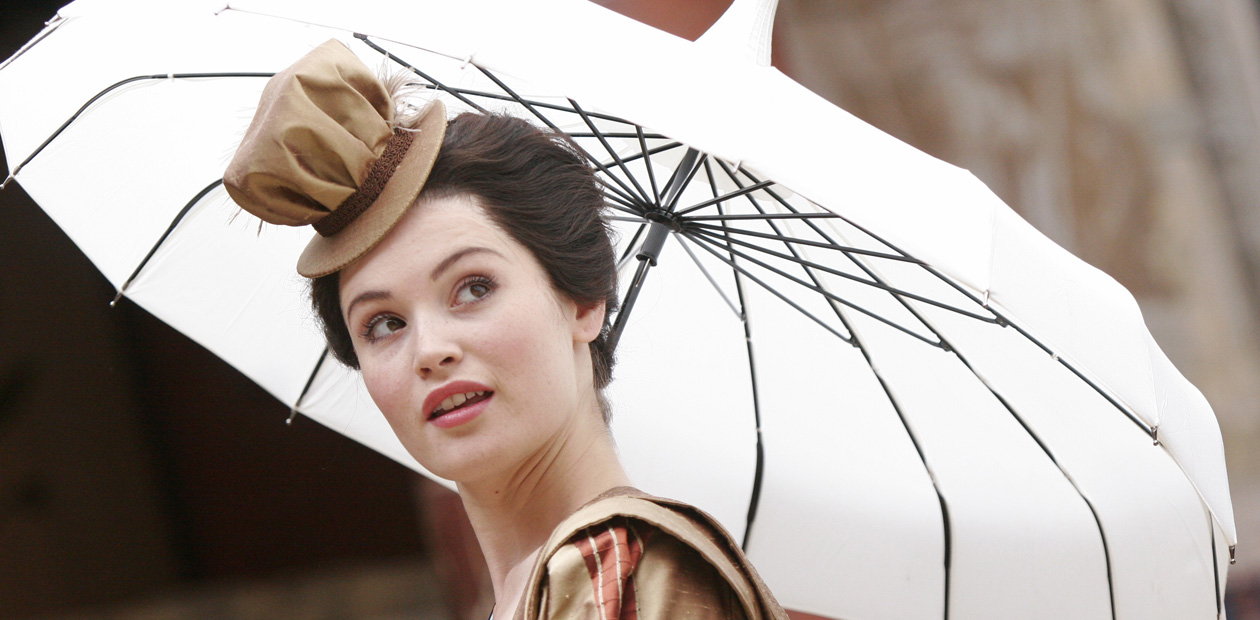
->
[296,99,448,278]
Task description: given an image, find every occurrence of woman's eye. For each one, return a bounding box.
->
[454,277,495,306]
[364,315,406,341]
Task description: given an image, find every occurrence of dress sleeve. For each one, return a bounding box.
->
[538,515,748,620]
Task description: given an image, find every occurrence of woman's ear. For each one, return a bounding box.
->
[572,300,606,345]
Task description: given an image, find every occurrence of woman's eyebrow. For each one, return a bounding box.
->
[430,246,504,281]
[344,290,393,320]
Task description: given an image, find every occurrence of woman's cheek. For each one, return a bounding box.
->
[484,322,541,376]
[361,359,410,425]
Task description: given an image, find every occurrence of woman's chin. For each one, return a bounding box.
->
[407,442,503,487]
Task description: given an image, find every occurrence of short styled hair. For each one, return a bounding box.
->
[310,112,619,416]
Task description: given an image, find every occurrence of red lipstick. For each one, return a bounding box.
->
[423,380,494,429]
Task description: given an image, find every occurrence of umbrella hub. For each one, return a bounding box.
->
[644,209,683,229]
[637,215,680,266]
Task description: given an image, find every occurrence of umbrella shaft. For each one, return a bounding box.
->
[608,221,671,350]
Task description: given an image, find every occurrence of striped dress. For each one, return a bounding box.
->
[514,488,787,620]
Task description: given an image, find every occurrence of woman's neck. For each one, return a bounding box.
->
[457,412,631,618]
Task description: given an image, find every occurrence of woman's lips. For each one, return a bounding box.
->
[423,380,494,428]
[428,394,492,429]
[431,390,491,417]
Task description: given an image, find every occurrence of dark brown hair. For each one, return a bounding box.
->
[310,112,619,413]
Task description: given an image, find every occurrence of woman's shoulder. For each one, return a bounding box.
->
[518,487,787,620]
[542,514,746,620]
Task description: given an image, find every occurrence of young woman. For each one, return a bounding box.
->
[225,39,786,620]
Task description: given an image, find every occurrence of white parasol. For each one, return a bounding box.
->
[0,0,1234,618]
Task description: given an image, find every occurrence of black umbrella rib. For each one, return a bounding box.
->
[709,164,964,615]
[695,166,943,608]
[688,227,1001,324]
[864,349,955,620]
[673,234,742,318]
[961,303,1154,437]
[600,184,649,217]
[705,161,927,343]
[695,162,952,346]
[719,163,1147,435]
[597,179,645,212]
[686,231,945,348]
[720,163,982,318]
[694,224,920,264]
[287,347,332,425]
[394,80,667,137]
[681,233,854,343]
[745,172,996,322]
[663,153,708,213]
[838,226,998,325]
[455,66,649,207]
[699,161,767,548]
[617,222,648,267]
[721,166,1123,610]
[111,178,224,306]
[653,157,685,204]
[703,159,957,610]
[701,159,748,316]
[722,168,1131,620]
[606,203,643,217]
[359,44,648,125]
[687,221,917,262]
[688,210,928,268]
[603,192,644,215]
[930,325,1119,620]
[356,35,490,114]
[566,99,654,206]
[636,126,662,205]
[468,73,645,206]
[718,164,909,266]
[566,131,663,139]
[719,164,1011,363]
[727,164,917,260]
[3,72,273,188]
[687,211,851,222]
[471,64,570,131]
[1212,516,1223,617]
[698,166,961,614]
[674,180,775,216]
[605,141,686,168]
[741,139,1123,615]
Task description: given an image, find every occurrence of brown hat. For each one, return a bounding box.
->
[224,39,447,277]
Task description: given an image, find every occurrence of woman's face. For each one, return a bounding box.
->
[339,194,605,483]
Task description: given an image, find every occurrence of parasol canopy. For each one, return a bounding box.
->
[0,0,1235,618]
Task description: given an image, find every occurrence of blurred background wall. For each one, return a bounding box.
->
[1,0,1257,618]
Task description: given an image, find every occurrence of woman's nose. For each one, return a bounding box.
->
[410,321,461,378]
